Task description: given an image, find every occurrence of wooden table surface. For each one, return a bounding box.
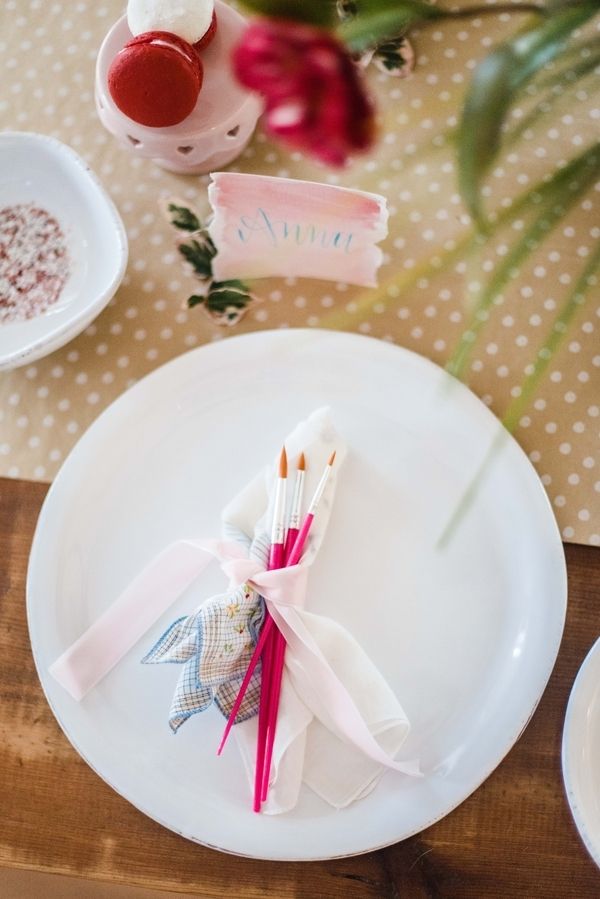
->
[1,476,599,898]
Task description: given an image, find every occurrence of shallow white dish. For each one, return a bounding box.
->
[562,637,600,869]
[27,329,566,860]
[0,132,127,370]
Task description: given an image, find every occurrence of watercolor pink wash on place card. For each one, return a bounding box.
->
[208,172,388,287]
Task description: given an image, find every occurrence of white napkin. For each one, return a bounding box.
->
[223,407,413,814]
[50,404,415,812]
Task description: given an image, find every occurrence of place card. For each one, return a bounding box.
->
[208,173,388,288]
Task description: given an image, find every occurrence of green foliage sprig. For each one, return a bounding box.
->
[457,1,599,226]
[165,203,256,325]
[238,0,599,538]
[240,0,600,401]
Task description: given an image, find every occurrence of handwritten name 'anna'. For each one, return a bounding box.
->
[236,208,354,253]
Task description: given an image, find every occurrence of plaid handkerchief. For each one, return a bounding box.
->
[143,528,269,730]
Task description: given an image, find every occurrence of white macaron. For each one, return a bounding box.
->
[127,0,215,45]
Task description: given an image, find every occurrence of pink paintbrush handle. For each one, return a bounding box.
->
[261,628,286,801]
[216,615,274,755]
[253,618,274,811]
[283,527,299,561]
[218,538,286,757]
[269,541,284,571]
[218,514,314,763]
[260,515,314,802]
[287,513,313,566]
[254,539,286,811]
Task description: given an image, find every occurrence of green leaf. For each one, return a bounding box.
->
[178,239,214,279]
[504,50,600,148]
[205,280,254,323]
[187,294,206,308]
[167,203,202,232]
[239,0,337,27]
[448,142,600,380]
[457,2,599,225]
[536,33,600,89]
[338,0,443,53]
[337,1,357,22]
[211,279,250,293]
[320,141,597,332]
[374,38,411,72]
[207,282,254,312]
[438,240,600,548]
[502,241,600,433]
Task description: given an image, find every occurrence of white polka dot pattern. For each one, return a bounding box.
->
[0,1,598,546]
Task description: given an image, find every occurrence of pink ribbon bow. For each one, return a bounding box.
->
[50,538,420,777]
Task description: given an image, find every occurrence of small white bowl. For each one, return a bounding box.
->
[0,132,128,370]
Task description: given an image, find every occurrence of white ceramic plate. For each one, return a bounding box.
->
[0,132,128,370]
[562,637,600,869]
[27,329,566,860]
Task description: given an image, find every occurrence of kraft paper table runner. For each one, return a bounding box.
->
[0,0,598,545]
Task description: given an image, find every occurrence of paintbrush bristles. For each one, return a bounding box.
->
[328,450,336,466]
[279,446,288,478]
[298,452,306,471]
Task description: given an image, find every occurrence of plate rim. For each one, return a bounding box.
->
[562,636,600,870]
[26,328,568,860]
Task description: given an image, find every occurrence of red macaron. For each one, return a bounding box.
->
[108,30,203,128]
[193,11,217,53]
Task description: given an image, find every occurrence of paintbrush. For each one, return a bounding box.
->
[252,446,287,811]
[259,452,336,808]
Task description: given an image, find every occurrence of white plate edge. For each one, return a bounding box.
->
[24,329,569,860]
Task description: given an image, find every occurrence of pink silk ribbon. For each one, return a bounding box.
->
[49,539,420,777]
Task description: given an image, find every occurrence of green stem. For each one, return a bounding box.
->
[505,51,600,146]
[320,143,598,333]
[443,2,545,21]
[446,142,600,380]
[438,243,600,548]
[535,33,600,88]
[433,0,599,25]
[436,428,509,549]
[502,243,600,432]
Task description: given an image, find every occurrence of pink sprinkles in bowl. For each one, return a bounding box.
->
[0,203,70,324]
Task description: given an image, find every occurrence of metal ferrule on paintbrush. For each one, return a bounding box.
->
[268,447,287,569]
[260,451,337,805]
[288,454,305,530]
